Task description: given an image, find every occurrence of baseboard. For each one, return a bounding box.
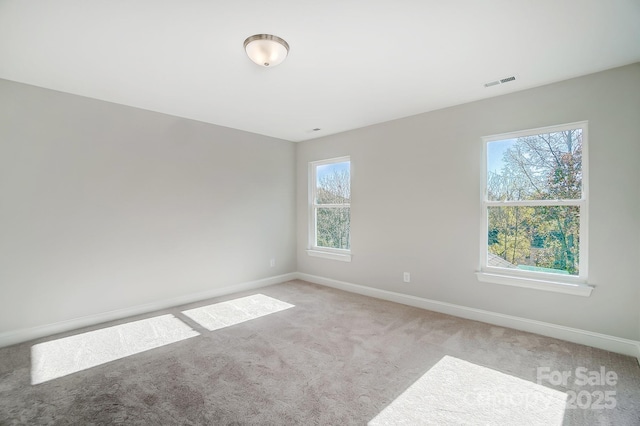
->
[296,272,640,361]
[3,271,639,363]
[0,272,297,349]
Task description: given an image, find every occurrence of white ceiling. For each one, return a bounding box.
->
[1,0,639,142]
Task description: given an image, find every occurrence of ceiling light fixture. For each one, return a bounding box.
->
[244,34,289,67]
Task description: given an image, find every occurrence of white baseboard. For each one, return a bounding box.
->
[3,271,639,364]
[296,272,640,361]
[0,272,297,349]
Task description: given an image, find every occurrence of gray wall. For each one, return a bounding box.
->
[297,63,640,340]
[2,64,639,342]
[0,79,296,334]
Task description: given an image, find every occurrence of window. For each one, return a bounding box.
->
[478,122,592,296]
[308,156,351,261]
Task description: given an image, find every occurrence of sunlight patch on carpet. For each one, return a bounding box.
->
[181,294,294,331]
[31,314,199,385]
[369,355,567,426]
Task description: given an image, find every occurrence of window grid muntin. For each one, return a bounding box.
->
[481,121,588,283]
[309,156,351,253]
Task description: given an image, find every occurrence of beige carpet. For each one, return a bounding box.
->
[369,355,567,425]
[1,280,639,425]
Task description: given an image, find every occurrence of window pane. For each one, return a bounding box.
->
[487,206,580,276]
[316,161,350,204]
[316,207,350,249]
[487,129,582,201]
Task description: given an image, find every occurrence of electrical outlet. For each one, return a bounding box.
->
[270,258,276,268]
[403,272,410,283]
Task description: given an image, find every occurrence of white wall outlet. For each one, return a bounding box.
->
[270,258,276,268]
[403,272,410,283]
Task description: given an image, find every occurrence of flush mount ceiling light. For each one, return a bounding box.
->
[244,34,289,67]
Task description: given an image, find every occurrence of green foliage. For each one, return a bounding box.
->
[316,168,350,250]
[487,129,582,275]
[488,206,532,265]
[317,207,350,249]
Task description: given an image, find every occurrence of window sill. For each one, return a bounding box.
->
[307,249,352,262]
[476,272,594,297]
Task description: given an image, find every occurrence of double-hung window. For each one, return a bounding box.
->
[478,122,592,296]
[308,156,351,262]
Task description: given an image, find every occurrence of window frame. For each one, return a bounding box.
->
[477,121,593,296]
[307,156,352,262]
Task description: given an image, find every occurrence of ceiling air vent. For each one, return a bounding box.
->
[484,76,516,88]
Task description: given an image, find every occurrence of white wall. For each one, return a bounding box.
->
[297,63,640,340]
[0,79,296,334]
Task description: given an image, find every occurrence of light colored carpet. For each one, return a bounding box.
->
[182,293,294,331]
[1,279,639,425]
[31,314,199,385]
[369,355,567,425]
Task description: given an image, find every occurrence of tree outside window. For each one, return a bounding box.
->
[310,157,351,252]
[483,123,587,279]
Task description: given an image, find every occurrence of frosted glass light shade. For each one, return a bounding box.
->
[244,34,289,67]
